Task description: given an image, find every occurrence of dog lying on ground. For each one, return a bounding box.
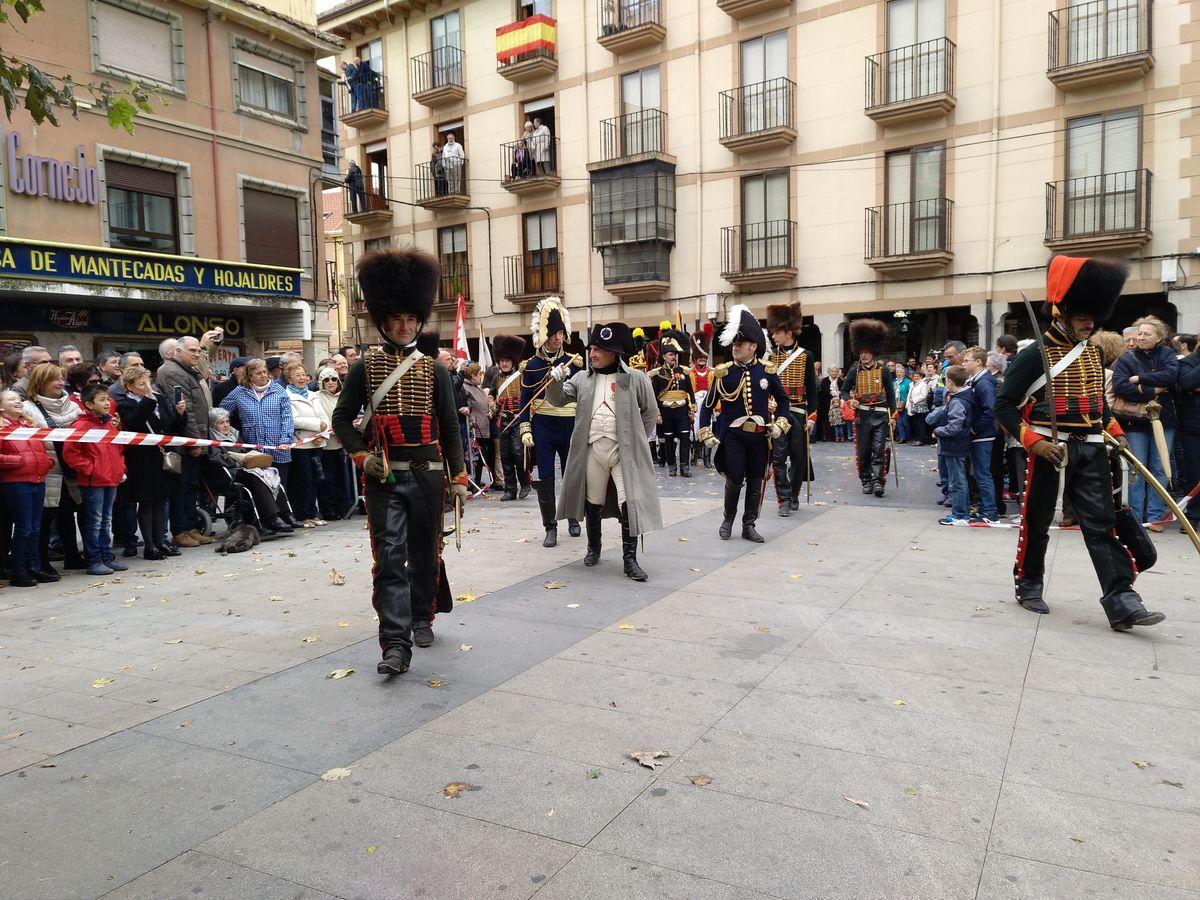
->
[215,524,261,554]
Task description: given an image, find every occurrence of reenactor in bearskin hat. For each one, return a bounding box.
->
[332,247,469,677]
[765,302,817,516]
[649,328,696,477]
[995,255,1165,631]
[546,322,662,580]
[842,319,895,498]
[486,334,530,502]
[519,296,583,547]
[698,305,792,543]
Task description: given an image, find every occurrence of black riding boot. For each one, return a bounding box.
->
[666,438,678,476]
[719,480,741,540]
[678,435,692,477]
[1016,576,1049,614]
[620,503,646,581]
[583,502,602,566]
[742,480,765,543]
[536,480,558,547]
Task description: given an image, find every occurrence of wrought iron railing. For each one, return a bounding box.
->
[500,137,558,183]
[599,108,666,161]
[1049,0,1151,72]
[440,264,471,304]
[1045,169,1151,242]
[719,77,795,140]
[342,184,388,217]
[496,45,555,73]
[600,0,661,36]
[415,158,469,203]
[504,253,560,298]
[721,220,796,275]
[411,46,464,96]
[865,37,955,110]
[865,198,953,259]
[338,73,385,119]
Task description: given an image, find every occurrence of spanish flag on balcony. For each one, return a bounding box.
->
[496,14,556,65]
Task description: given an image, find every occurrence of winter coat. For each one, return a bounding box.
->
[934,389,975,458]
[1112,344,1179,432]
[22,398,82,508]
[462,380,491,438]
[116,390,179,504]
[966,369,998,441]
[313,367,344,450]
[546,362,663,536]
[0,417,54,483]
[1178,349,1200,435]
[220,382,294,464]
[62,411,126,487]
[286,386,327,451]
[155,357,211,438]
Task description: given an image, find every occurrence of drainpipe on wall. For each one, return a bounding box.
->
[204,11,225,259]
[982,0,1003,348]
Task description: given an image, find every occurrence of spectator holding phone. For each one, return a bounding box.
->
[155,336,214,548]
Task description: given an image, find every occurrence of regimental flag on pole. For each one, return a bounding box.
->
[453,294,470,362]
[477,320,493,369]
[675,306,684,332]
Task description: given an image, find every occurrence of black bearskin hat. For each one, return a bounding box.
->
[492,334,526,364]
[1046,255,1128,323]
[357,246,440,328]
[766,302,803,336]
[659,329,687,357]
[415,330,441,358]
[849,318,888,356]
[719,305,770,358]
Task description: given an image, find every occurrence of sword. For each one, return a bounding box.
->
[804,416,812,504]
[888,414,900,489]
[454,493,462,551]
[1145,399,1173,482]
[1104,432,1200,553]
[1020,291,1065,471]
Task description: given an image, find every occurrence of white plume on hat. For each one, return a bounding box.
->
[719,304,771,354]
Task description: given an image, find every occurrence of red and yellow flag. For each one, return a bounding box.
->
[496,15,556,64]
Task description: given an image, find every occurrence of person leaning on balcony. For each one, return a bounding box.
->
[430,142,446,196]
[346,161,365,213]
[441,133,465,194]
[341,59,359,112]
[531,117,552,176]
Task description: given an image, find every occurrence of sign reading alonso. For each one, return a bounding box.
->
[0,237,302,297]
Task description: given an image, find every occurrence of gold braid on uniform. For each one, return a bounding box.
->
[366,351,435,416]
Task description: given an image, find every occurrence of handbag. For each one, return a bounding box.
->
[144,416,182,475]
[1110,395,1149,420]
[1114,504,1157,572]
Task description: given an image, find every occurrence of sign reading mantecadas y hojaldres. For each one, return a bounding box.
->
[0,237,302,297]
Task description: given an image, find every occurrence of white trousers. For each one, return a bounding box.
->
[586,437,625,506]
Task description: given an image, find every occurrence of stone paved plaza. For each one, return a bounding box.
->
[1,444,1198,899]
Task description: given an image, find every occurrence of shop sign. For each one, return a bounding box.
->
[4,128,99,205]
[0,237,301,297]
[8,306,244,337]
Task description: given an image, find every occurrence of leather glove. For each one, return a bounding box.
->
[549,363,570,382]
[1029,438,1065,468]
[448,482,469,503]
[698,426,718,449]
[768,423,783,441]
[363,455,390,482]
[520,423,535,448]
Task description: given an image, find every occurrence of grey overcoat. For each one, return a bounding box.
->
[547,362,663,536]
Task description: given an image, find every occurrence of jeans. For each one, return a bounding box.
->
[937,453,949,499]
[944,455,969,521]
[969,439,997,519]
[2,481,46,573]
[79,485,117,565]
[896,413,910,443]
[1126,427,1174,523]
[168,454,200,536]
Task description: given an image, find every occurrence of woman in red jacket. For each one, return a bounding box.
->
[62,384,128,576]
[0,388,54,587]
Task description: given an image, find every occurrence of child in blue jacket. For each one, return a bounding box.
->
[935,366,975,525]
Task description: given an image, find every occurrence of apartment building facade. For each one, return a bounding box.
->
[320,0,1200,365]
[0,0,341,370]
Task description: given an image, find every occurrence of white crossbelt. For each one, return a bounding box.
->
[1021,341,1086,406]
[1030,424,1104,444]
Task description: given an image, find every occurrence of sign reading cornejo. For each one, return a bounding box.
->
[4,128,99,205]
[0,237,302,297]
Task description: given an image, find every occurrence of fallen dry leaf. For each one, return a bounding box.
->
[688,775,712,786]
[1132,760,1153,769]
[301,635,320,644]
[456,593,476,603]
[566,603,580,609]
[546,808,555,817]
[1161,779,1184,788]
[1071,836,1084,844]
[321,767,352,782]
[329,569,346,586]
[443,781,473,798]
[1,730,26,740]
[587,768,601,779]
[905,787,918,796]
[268,596,284,603]
[337,621,351,627]
[618,623,634,631]
[165,639,183,644]
[367,845,378,854]
[427,680,444,688]
[116,664,135,671]
[755,626,770,634]
[629,750,670,770]
[179,719,193,728]
[543,580,567,590]
[690,567,701,573]
[890,699,908,707]
[458,644,472,652]
[789,573,803,579]
[326,668,355,680]
[193,568,206,575]
[38,763,56,768]
[910,545,925,552]
[843,796,871,810]
[677,537,690,542]
[92,677,115,688]
[284,549,298,558]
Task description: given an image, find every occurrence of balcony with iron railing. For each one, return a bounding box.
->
[865,37,955,125]
[411,46,465,107]
[348,280,365,317]
[598,0,665,53]
[500,137,560,194]
[504,253,561,307]
[865,198,954,274]
[342,184,392,226]
[1048,0,1153,89]
[496,15,557,82]
[415,159,470,209]
[719,77,796,153]
[717,0,790,21]
[435,265,471,310]
[338,74,387,130]
[589,108,671,172]
[721,220,797,290]
[1045,169,1151,252]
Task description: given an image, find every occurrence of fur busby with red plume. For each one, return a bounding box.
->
[357,246,440,329]
[492,334,526,364]
[1045,255,1127,323]
[849,318,889,356]
[766,302,803,336]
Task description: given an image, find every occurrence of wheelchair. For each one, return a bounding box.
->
[199,463,294,540]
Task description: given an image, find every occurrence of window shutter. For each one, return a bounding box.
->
[105,160,177,197]
[244,188,300,268]
[1103,113,1139,175]
[96,2,173,84]
[1068,116,1103,179]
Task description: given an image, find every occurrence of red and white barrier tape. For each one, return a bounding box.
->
[0,426,333,453]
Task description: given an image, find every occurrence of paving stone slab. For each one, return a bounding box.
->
[977,851,1200,899]
[105,850,337,900]
[1014,688,1200,756]
[820,607,1038,653]
[557,630,782,686]
[600,605,817,653]
[1024,654,1200,710]
[536,848,768,900]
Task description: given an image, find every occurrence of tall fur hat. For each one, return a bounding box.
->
[691,325,711,361]
[1045,255,1128,323]
[531,296,571,349]
[492,334,526,364]
[719,305,770,357]
[766,302,803,335]
[849,318,888,356]
[357,246,440,328]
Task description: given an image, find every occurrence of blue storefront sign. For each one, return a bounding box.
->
[0,236,302,297]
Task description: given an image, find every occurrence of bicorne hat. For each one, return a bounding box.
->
[357,246,439,329]
[719,305,770,358]
[587,322,634,357]
[658,328,688,357]
[531,296,571,349]
[849,318,888,356]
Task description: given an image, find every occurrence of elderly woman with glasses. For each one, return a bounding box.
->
[314,365,353,520]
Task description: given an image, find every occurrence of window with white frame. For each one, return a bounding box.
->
[1065,109,1140,235]
[92,0,184,93]
[233,38,304,127]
